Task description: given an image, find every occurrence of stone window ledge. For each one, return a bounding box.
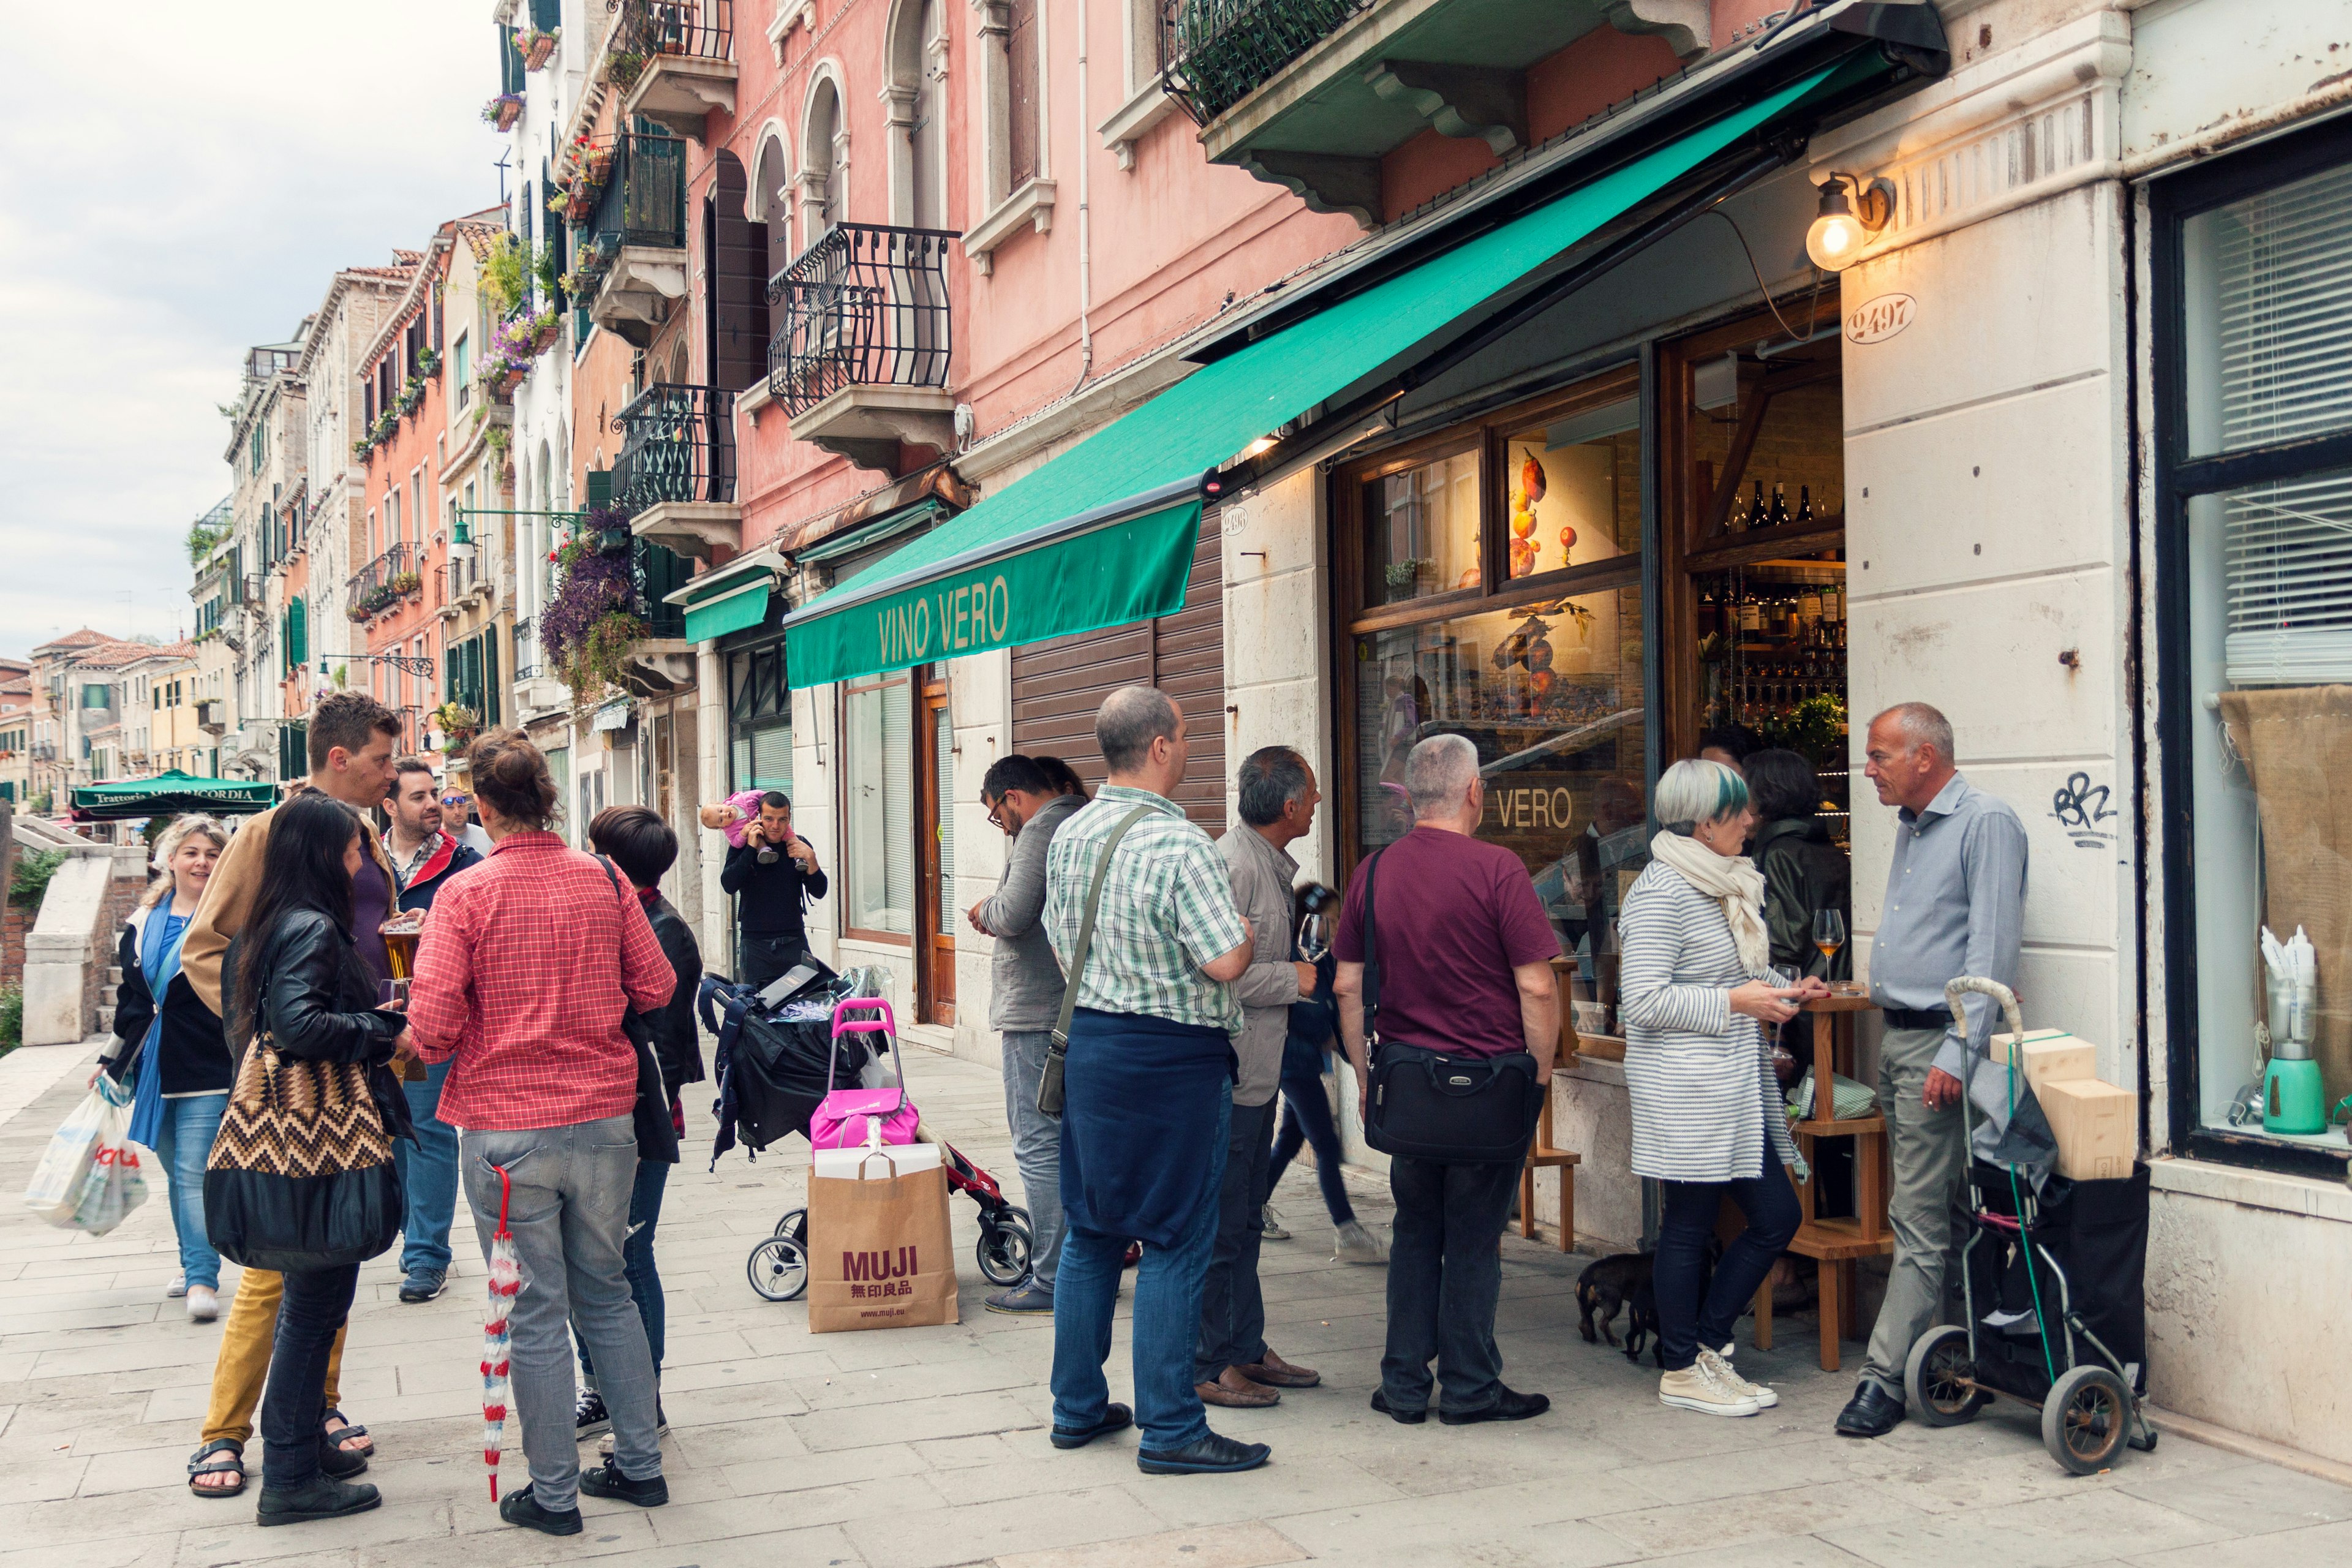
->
[965,178,1056,276]
[2146,1154,2352,1225]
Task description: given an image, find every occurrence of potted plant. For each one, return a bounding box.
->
[540,541,644,703]
[391,569,424,597]
[351,436,373,462]
[483,92,525,131]
[345,603,370,624]
[417,347,442,377]
[605,50,647,91]
[516,25,560,70]
[430,701,481,745]
[589,502,633,554]
[398,376,425,415]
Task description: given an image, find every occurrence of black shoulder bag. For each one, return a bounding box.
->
[1359,847,1547,1164]
[597,858,683,1164]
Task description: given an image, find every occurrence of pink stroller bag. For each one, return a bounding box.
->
[808,998,921,1150]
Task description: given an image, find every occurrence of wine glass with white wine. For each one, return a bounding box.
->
[1813,908,1847,987]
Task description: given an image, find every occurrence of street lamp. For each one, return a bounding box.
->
[1805,173,1894,271]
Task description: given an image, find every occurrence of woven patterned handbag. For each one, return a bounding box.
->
[203,1032,402,1272]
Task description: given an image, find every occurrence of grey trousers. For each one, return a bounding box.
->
[1195,1096,1276,1384]
[1861,1025,1969,1395]
[462,1115,662,1510]
[1000,1030,1066,1288]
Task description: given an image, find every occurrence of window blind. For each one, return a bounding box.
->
[2195,160,2352,453]
[2223,467,2352,684]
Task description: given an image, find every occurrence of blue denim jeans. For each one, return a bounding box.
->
[581,1158,670,1384]
[1000,1030,1066,1288]
[152,1094,228,1291]
[1052,1092,1229,1453]
[1266,1050,1355,1226]
[259,1262,361,1491]
[1656,1142,1803,1373]
[396,1060,458,1278]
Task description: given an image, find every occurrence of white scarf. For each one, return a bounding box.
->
[1649,829,1770,978]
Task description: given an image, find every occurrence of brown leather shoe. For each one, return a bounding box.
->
[1196,1367,1281,1408]
[1234,1347,1322,1389]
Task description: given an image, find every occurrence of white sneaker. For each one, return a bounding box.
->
[165,1273,187,1300]
[1701,1346,1776,1408]
[1660,1363,1760,1417]
[1334,1220,1388,1264]
[1260,1204,1291,1241]
[186,1286,219,1323]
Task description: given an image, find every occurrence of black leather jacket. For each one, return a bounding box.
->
[248,908,414,1143]
[1754,816,1852,982]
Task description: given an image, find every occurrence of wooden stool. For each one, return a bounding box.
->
[1517,1012,1581,1251]
[1748,993,1892,1372]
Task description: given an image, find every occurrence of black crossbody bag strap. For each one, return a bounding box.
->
[1360,847,1388,1052]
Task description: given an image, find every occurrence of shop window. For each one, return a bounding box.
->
[2158,122,2352,1169]
[728,639,793,793]
[842,671,914,938]
[1360,446,1480,606]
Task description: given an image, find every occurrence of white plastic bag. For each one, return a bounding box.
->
[23,1076,148,1234]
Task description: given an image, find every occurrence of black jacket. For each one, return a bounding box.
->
[1754,816,1852,982]
[644,892,707,1090]
[247,908,415,1144]
[720,842,827,942]
[101,908,233,1097]
[393,831,484,913]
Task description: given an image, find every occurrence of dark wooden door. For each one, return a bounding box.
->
[918,674,956,1026]
[1010,510,1226,833]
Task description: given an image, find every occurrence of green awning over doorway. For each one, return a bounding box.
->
[70,771,276,821]
[684,579,772,643]
[783,62,1842,690]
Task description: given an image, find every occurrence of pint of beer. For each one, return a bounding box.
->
[381,913,427,1080]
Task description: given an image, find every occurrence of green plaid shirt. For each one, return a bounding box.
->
[1045,785,1248,1036]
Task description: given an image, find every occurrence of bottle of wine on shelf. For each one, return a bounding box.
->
[1795,484,1815,527]
[1740,481,1764,532]
[1768,483,1790,529]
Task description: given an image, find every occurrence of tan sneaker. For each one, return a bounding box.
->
[1660,1363,1760,1417]
[1701,1346,1777,1409]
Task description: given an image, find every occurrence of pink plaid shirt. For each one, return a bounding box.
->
[407,830,676,1132]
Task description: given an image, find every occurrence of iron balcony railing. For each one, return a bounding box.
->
[766,222,957,415]
[612,383,737,516]
[612,0,734,61]
[347,542,415,616]
[1158,0,1373,126]
[581,131,688,252]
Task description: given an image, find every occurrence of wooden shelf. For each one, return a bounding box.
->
[1785,1216,1895,1263]
[1795,1115,1884,1137]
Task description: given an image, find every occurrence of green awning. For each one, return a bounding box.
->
[684,579,771,643]
[70,770,275,820]
[783,63,1839,690]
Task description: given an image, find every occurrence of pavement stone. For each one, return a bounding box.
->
[2,1033,2345,1567]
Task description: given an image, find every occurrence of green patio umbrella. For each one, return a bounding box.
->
[69,770,276,821]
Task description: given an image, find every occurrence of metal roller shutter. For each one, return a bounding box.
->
[1011,509,1225,834]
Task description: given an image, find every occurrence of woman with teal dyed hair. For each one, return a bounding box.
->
[1618,758,1830,1420]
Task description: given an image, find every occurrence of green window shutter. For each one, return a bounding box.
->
[485,630,500,726]
[499,24,524,94]
[447,646,459,707]
[586,469,612,508]
[292,597,307,669]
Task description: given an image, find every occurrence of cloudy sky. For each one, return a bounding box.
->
[0,0,502,658]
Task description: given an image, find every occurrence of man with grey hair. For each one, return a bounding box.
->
[1836,701,2028,1439]
[1042,686,1268,1475]
[1194,747,1326,1410]
[1333,733,1561,1426]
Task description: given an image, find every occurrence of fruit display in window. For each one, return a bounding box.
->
[1559,524,1577,554]
[1526,639,1555,673]
[1511,509,1537,538]
[1510,487,1527,512]
[1520,449,1546,503]
[1457,565,1482,589]
[1529,669,1556,698]
[1509,538,1536,578]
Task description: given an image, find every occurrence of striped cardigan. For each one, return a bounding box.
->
[1618,859,1802,1183]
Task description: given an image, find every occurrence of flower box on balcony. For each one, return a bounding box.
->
[518,26,560,70]
[346,603,372,624]
[391,570,424,597]
[418,347,442,377]
[483,93,525,131]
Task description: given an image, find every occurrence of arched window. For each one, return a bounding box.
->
[803,76,845,240]
[887,0,949,228]
[754,132,794,275]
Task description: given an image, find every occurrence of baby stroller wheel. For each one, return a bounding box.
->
[976,1210,1034,1287]
[747,1235,809,1302]
[2042,1363,2132,1474]
[1905,1325,1987,1427]
[774,1207,807,1245]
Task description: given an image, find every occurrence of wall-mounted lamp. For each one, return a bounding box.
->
[1804,173,1894,271]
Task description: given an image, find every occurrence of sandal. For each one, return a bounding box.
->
[321,1409,374,1458]
[187,1438,246,1498]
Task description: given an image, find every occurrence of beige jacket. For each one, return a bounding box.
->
[1216,823,1302,1108]
[181,798,398,1019]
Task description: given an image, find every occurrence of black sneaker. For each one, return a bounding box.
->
[575,1389,611,1439]
[398,1269,447,1303]
[578,1464,669,1507]
[499,1484,582,1536]
[256,1475,381,1527]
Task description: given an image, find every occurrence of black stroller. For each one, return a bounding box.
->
[698,971,1032,1303]
[1904,977,2158,1474]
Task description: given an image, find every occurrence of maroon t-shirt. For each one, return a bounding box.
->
[1333,826,1559,1058]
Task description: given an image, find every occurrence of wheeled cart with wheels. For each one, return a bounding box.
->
[1903,977,2158,1475]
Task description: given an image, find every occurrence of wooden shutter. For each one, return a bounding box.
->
[1006,0,1040,190]
[1011,509,1226,832]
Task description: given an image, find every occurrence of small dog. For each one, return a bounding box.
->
[1624,1277,1662,1366]
[1576,1251,1654,1351]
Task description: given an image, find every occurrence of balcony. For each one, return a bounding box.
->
[434,555,489,621]
[193,703,225,738]
[1161,0,1709,227]
[612,383,740,560]
[578,132,690,345]
[618,0,737,141]
[768,222,959,473]
[346,543,420,623]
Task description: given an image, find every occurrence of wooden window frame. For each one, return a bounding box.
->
[837,666,916,949]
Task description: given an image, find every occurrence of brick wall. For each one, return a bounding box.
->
[2,903,26,989]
